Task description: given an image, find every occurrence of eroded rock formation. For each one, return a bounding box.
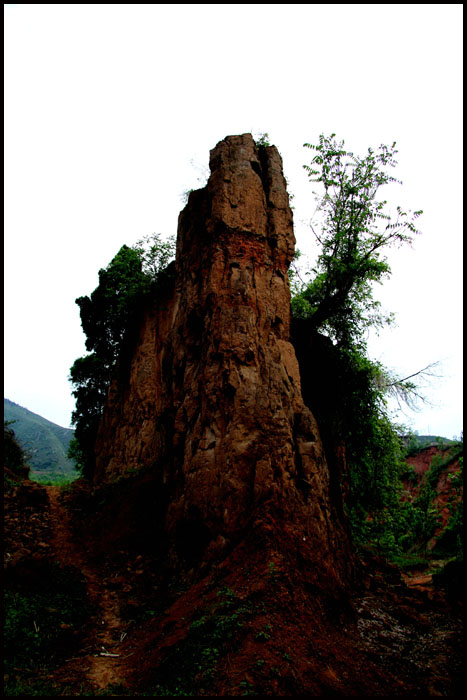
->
[94,134,352,586]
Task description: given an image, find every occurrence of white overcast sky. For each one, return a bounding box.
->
[4,4,463,439]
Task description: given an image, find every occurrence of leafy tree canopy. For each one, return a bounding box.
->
[4,421,30,483]
[75,244,150,368]
[289,134,437,557]
[69,234,175,479]
[133,233,176,280]
[291,133,423,349]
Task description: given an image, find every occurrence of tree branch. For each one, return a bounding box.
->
[386,361,442,387]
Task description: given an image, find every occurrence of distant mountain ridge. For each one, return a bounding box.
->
[4,399,78,480]
[410,435,455,447]
[401,433,456,456]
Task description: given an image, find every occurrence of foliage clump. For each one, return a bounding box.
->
[289,133,460,561]
[4,420,30,485]
[254,132,271,148]
[4,563,91,695]
[292,133,422,346]
[68,234,175,480]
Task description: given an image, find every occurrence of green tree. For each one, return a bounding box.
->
[75,245,150,368]
[290,134,427,554]
[292,133,422,348]
[69,235,175,479]
[68,354,113,478]
[133,232,176,280]
[4,420,30,483]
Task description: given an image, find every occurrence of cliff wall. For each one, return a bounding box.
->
[94,134,352,585]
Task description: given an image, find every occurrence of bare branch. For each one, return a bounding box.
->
[386,361,443,387]
[310,222,324,246]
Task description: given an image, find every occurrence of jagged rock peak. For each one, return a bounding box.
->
[206,134,294,253]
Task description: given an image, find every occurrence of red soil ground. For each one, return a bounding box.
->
[4,475,464,696]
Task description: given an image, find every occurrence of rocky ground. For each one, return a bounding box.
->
[4,475,464,696]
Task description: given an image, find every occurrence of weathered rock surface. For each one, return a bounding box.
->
[94,134,352,586]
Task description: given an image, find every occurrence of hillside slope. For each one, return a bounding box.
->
[403,442,463,557]
[4,399,78,480]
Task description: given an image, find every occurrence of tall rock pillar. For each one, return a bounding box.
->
[95,134,352,589]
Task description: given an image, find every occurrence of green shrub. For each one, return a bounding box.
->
[4,562,91,690]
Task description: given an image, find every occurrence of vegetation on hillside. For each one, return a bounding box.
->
[4,561,91,696]
[4,399,77,483]
[403,433,457,456]
[428,443,463,557]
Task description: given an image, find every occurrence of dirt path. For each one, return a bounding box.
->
[45,486,131,692]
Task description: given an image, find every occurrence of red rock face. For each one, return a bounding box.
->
[94,134,352,585]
